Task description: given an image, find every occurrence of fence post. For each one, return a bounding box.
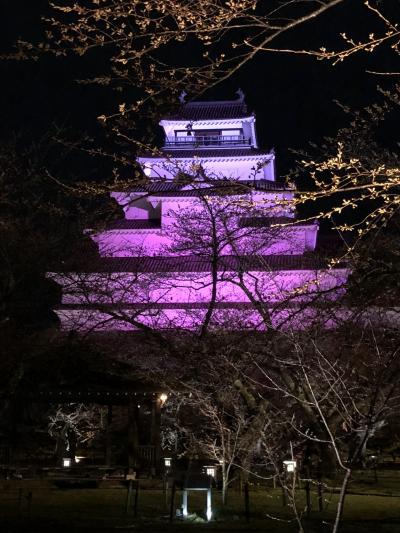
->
[169,481,176,522]
[27,491,32,518]
[163,477,169,510]
[244,482,250,523]
[305,467,311,517]
[317,466,323,512]
[125,479,133,514]
[18,488,22,513]
[133,481,139,518]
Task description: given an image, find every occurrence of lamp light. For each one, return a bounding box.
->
[283,460,297,473]
[159,393,168,405]
[205,466,216,478]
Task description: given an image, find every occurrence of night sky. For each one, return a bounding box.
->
[0,1,398,176]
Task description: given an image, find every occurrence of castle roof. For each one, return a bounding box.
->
[126,179,289,195]
[62,254,337,274]
[103,216,314,232]
[106,219,162,230]
[165,100,250,121]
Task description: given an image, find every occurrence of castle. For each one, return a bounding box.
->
[50,93,348,332]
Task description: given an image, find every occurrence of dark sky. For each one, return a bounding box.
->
[0,0,398,176]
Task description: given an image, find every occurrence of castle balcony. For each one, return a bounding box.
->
[164,134,251,149]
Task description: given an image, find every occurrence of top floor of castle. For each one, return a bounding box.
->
[138,91,276,182]
[161,90,258,149]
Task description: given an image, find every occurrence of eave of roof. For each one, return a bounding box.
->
[239,217,317,228]
[57,300,340,311]
[125,180,290,195]
[57,254,344,274]
[138,148,270,159]
[106,219,161,230]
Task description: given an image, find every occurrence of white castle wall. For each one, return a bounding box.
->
[50,268,348,309]
[91,225,317,257]
[138,157,275,181]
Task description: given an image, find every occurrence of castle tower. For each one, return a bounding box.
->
[50,94,349,331]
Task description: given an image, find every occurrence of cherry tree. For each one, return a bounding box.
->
[237,324,400,532]
[48,403,107,465]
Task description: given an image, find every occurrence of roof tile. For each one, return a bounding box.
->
[142,148,268,159]
[128,180,288,195]
[166,101,250,121]
[68,255,331,274]
[107,219,161,230]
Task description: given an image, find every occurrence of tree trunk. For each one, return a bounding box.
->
[127,401,139,469]
[105,404,113,466]
[55,436,67,466]
[332,468,351,533]
[67,429,77,465]
[150,398,161,474]
[222,469,228,505]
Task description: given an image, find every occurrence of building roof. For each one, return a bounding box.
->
[63,254,336,274]
[103,216,313,233]
[57,300,333,311]
[140,148,268,159]
[239,217,317,228]
[106,219,161,230]
[165,100,250,121]
[127,179,289,196]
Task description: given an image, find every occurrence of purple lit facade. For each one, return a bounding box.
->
[50,96,349,332]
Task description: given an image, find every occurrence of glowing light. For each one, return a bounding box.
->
[182,490,188,517]
[206,466,216,478]
[164,457,172,467]
[206,489,212,521]
[283,460,297,473]
[159,393,168,405]
[63,458,71,467]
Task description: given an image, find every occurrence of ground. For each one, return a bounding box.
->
[1,475,400,532]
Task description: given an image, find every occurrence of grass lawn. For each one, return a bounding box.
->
[0,482,399,532]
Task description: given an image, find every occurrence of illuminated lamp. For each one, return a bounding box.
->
[283,460,297,473]
[159,393,168,405]
[205,466,216,478]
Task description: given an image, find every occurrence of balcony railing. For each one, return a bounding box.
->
[164,135,251,148]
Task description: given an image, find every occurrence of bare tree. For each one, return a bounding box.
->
[149,334,276,506]
[48,403,107,465]
[14,1,355,127]
[237,324,400,532]
[291,87,400,258]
